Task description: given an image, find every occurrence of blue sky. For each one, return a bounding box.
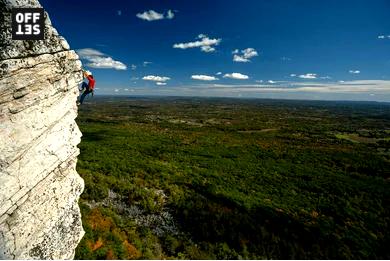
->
[40,0,390,101]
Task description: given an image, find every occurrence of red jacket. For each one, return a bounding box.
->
[87,75,96,90]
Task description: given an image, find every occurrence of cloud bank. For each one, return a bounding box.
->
[200,80,390,94]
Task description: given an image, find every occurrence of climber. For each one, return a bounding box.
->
[77,70,95,105]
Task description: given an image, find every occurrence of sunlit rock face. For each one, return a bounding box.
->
[0,0,85,259]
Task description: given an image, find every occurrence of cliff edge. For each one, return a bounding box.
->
[0,0,85,259]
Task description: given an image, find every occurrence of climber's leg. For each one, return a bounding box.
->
[79,89,92,105]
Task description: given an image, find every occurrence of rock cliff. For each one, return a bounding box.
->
[0,0,84,259]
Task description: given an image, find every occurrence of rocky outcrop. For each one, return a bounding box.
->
[0,0,84,259]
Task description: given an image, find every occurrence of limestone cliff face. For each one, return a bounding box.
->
[0,0,84,259]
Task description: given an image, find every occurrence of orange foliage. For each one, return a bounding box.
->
[123,240,141,259]
[106,249,117,260]
[92,237,104,251]
[86,237,104,252]
[311,210,319,218]
[86,208,113,231]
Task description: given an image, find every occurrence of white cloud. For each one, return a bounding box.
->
[173,34,221,53]
[293,73,330,79]
[136,10,164,21]
[131,64,137,70]
[156,82,167,86]
[143,61,152,67]
[349,70,360,74]
[232,48,258,62]
[299,73,317,79]
[130,77,139,81]
[77,48,104,57]
[223,73,249,80]
[191,75,219,81]
[243,48,258,58]
[201,46,216,53]
[136,9,175,21]
[268,80,276,84]
[114,89,120,92]
[86,57,127,70]
[167,10,175,19]
[233,55,250,62]
[378,35,390,39]
[117,10,122,16]
[143,75,171,82]
[77,48,127,70]
[255,80,263,83]
[281,57,291,61]
[216,72,222,75]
